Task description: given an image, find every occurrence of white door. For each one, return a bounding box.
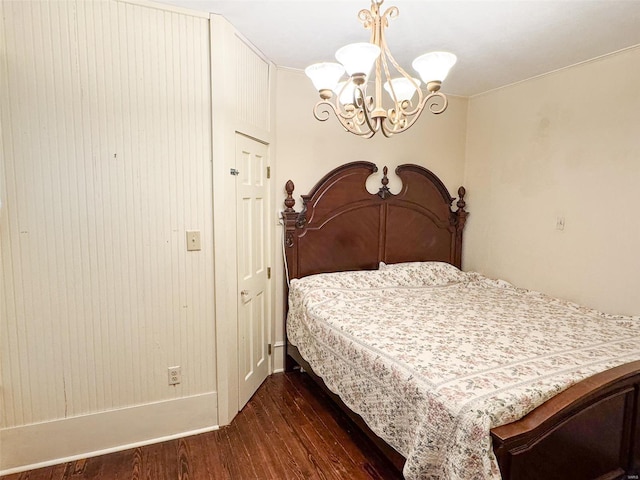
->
[236,133,270,409]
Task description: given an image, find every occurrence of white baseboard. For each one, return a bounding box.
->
[272,341,286,373]
[0,391,218,475]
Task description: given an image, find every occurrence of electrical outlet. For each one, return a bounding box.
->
[168,366,181,385]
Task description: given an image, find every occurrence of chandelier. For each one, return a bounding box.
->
[305,0,457,138]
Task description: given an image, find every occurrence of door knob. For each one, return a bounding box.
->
[241,290,249,296]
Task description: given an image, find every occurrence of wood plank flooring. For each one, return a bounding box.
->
[2,372,403,480]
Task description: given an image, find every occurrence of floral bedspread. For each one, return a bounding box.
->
[286,262,640,480]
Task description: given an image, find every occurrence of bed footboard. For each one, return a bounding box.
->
[491,361,640,480]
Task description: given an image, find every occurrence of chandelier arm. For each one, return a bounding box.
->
[405,92,448,130]
[378,111,414,137]
[343,113,377,137]
[379,46,408,130]
[379,40,396,103]
[356,88,381,135]
[335,100,358,121]
[423,91,449,115]
[345,117,375,137]
[312,100,356,123]
[382,43,425,117]
[312,100,376,137]
[379,118,393,138]
[379,90,449,137]
[352,104,377,138]
[352,93,373,132]
[354,87,377,116]
[379,79,413,133]
[383,43,419,88]
[312,100,338,122]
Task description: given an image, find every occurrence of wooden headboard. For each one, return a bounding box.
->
[282,162,468,280]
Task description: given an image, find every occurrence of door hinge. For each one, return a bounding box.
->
[267,267,271,279]
[266,166,271,179]
[230,168,240,176]
[268,343,272,355]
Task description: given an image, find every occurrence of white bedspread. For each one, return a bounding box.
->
[286,262,640,480]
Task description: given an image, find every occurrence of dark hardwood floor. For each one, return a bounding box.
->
[2,372,403,480]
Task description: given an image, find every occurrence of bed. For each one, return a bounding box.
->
[282,162,640,480]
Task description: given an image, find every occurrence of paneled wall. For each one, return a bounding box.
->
[235,38,271,131]
[0,0,216,471]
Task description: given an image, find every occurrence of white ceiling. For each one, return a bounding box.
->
[156,0,640,97]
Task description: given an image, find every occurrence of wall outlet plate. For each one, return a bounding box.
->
[168,366,181,385]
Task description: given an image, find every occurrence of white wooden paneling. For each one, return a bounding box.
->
[210,14,275,425]
[0,0,215,434]
[235,36,270,132]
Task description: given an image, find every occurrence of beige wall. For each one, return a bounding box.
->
[273,68,469,367]
[464,46,640,315]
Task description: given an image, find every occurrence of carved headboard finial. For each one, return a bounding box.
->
[454,186,468,268]
[377,166,392,199]
[457,186,466,211]
[284,180,295,212]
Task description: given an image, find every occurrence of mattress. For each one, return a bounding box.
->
[286,262,640,480]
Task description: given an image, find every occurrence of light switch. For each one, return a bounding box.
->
[186,230,201,251]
